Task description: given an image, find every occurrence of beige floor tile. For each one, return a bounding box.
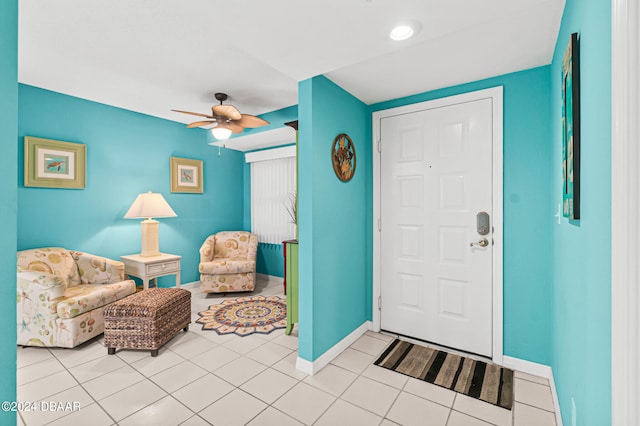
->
[341,376,400,417]
[241,368,299,404]
[198,329,238,345]
[150,360,208,393]
[46,403,113,426]
[448,410,495,426]
[245,340,294,366]
[349,334,392,357]
[130,350,185,377]
[99,379,167,421]
[119,395,194,426]
[49,340,107,368]
[198,389,267,426]
[386,391,450,426]
[273,382,336,425]
[179,415,211,426]
[162,328,199,350]
[513,371,550,386]
[68,353,128,383]
[172,373,235,412]
[17,357,65,386]
[314,399,383,426]
[365,330,396,342]
[514,378,555,411]
[271,332,300,350]
[16,347,54,368]
[361,364,409,390]
[403,377,456,408]
[246,407,304,426]
[330,348,376,374]
[513,402,556,426]
[20,385,94,426]
[214,356,267,386]
[453,394,512,426]
[272,352,309,380]
[115,347,152,364]
[259,327,287,341]
[303,364,358,396]
[82,365,146,401]
[223,334,270,355]
[380,419,401,426]
[17,370,77,402]
[190,345,240,372]
[168,334,218,358]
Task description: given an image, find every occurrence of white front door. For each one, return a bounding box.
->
[378,92,497,358]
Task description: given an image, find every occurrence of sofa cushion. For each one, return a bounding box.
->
[69,251,126,284]
[17,248,81,287]
[56,280,136,319]
[199,259,256,275]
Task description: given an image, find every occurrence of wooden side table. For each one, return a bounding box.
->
[120,253,181,290]
[283,240,298,335]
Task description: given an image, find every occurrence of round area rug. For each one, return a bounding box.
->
[196,295,287,336]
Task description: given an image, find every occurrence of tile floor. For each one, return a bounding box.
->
[16,277,558,426]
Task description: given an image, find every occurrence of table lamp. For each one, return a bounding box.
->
[124,192,177,257]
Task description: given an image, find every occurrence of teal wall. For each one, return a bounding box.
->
[550,0,611,424]
[0,0,18,423]
[18,85,246,285]
[370,66,555,365]
[298,76,371,360]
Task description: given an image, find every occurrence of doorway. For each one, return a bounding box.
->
[372,87,504,361]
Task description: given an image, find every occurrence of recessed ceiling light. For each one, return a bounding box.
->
[389,21,421,41]
[390,25,414,41]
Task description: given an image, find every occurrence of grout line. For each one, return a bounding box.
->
[513,374,551,387]
[513,399,557,414]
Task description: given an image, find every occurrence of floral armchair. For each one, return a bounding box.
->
[199,231,258,293]
[17,247,136,348]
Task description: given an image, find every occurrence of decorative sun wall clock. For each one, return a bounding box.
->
[331,133,356,182]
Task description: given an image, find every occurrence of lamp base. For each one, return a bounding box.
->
[140,219,160,257]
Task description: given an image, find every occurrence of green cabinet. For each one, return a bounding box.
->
[284,240,298,335]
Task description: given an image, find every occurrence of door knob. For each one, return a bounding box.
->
[470,238,489,247]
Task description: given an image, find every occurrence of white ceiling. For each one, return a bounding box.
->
[18,0,565,128]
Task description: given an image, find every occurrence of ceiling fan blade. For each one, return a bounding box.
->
[172,109,214,119]
[235,114,270,128]
[187,120,216,128]
[212,104,242,121]
[226,121,245,134]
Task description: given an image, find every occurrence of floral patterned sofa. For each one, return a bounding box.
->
[199,231,258,293]
[17,247,136,348]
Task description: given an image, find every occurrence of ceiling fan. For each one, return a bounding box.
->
[172,93,269,140]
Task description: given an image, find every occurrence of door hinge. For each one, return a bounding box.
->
[378,217,381,232]
[378,295,382,310]
[377,140,381,153]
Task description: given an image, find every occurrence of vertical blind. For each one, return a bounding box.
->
[250,156,296,244]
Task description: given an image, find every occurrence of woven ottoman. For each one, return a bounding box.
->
[104,288,191,357]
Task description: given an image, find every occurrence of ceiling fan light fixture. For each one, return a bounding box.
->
[390,21,420,41]
[211,126,232,140]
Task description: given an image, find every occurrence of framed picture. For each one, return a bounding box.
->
[562,32,580,219]
[24,136,86,189]
[170,156,203,193]
[331,133,357,182]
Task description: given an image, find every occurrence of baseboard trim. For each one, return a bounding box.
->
[502,356,563,426]
[257,273,284,284]
[296,321,372,375]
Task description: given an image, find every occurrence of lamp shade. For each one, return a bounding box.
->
[124,192,177,220]
[211,126,232,140]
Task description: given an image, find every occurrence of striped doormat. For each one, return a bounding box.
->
[374,339,514,409]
